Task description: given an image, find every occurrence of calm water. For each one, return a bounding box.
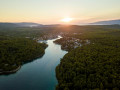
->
[0,36,67,90]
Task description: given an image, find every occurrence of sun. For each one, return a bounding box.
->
[61,18,73,22]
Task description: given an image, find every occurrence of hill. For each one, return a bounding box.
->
[0,22,43,28]
[91,19,120,25]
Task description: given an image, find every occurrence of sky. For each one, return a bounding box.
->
[0,0,120,24]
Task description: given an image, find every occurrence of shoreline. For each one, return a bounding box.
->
[0,53,45,75]
[0,66,21,75]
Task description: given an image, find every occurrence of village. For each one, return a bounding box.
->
[54,32,91,51]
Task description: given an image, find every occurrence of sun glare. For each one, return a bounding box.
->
[61,18,73,22]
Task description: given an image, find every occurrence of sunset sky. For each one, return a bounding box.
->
[0,0,120,24]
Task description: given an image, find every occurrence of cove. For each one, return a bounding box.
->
[0,36,67,90]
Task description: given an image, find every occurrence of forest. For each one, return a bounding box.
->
[0,37,47,74]
[0,27,50,74]
[55,25,120,90]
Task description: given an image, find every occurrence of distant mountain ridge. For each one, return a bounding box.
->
[0,23,17,28]
[91,19,120,25]
[0,22,43,28]
[1,20,120,28]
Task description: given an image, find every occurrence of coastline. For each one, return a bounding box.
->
[0,52,46,75]
[0,66,21,75]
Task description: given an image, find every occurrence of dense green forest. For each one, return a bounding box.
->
[55,25,120,89]
[0,37,47,74]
